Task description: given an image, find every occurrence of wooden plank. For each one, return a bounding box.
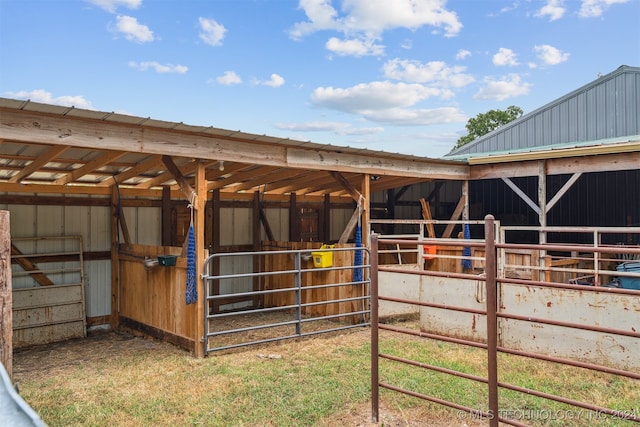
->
[441,195,466,239]
[10,244,54,286]
[419,198,435,238]
[9,144,70,183]
[0,210,11,378]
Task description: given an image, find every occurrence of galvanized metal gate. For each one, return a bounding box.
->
[202,246,370,354]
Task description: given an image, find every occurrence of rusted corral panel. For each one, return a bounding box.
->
[500,284,640,371]
[13,284,86,348]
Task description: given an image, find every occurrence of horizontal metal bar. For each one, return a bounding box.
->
[378,323,487,350]
[379,295,486,316]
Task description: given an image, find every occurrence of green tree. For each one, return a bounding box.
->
[454,105,523,149]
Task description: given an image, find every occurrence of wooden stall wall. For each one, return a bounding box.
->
[262,242,365,323]
[119,244,199,350]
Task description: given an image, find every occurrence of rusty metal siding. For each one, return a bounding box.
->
[448,66,640,156]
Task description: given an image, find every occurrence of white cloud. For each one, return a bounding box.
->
[382,59,475,88]
[326,37,384,57]
[456,49,471,60]
[199,17,226,46]
[6,89,94,109]
[113,15,154,43]
[493,48,519,67]
[258,74,285,88]
[290,0,462,56]
[535,0,566,21]
[84,0,141,13]
[579,0,630,18]
[363,107,466,126]
[474,74,531,101]
[275,121,383,135]
[128,61,188,74]
[311,81,448,113]
[215,71,242,85]
[534,44,570,65]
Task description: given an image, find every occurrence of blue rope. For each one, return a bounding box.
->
[185,223,197,304]
[353,223,363,282]
[462,223,472,270]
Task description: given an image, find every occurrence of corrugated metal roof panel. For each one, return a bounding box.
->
[447,65,640,158]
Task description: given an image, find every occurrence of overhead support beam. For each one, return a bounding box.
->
[99,154,164,187]
[162,155,195,201]
[329,171,362,203]
[501,177,541,215]
[9,144,69,183]
[471,150,640,179]
[0,108,469,180]
[546,173,582,213]
[53,150,127,185]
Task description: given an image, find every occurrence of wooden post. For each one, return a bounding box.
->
[0,211,12,379]
[194,161,207,358]
[110,187,120,330]
[538,160,547,270]
[361,174,370,247]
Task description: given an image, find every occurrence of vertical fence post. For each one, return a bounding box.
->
[0,211,11,379]
[295,252,302,336]
[370,233,379,423]
[484,215,499,426]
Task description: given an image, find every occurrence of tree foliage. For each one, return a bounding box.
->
[454,105,523,149]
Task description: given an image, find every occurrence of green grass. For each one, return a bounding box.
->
[14,328,640,427]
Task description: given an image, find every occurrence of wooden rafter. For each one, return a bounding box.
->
[52,150,127,185]
[98,154,164,187]
[9,144,70,183]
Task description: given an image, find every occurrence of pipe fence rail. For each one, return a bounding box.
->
[202,247,370,354]
[371,215,640,426]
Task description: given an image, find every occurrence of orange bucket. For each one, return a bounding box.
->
[422,245,437,260]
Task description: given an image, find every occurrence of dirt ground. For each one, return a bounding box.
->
[12,328,482,427]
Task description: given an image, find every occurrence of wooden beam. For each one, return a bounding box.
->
[338,207,360,244]
[162,155,196,200]
[0,108,469,179]
[194,161,206,358]
[0,210,12,379]
[9,144,69,183]
[329,171,362,203]
[501,177,540,215]
[470,151,640,179]
[52,150,127,185]
[98,154,164,187]
[10,244,54,286]
[289,193,299,242]
[110,186,120,330]
[441,195,466,239]
[546,172,582,213]
[419,199,436,238]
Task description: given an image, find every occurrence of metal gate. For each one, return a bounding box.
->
[370,217,640,426]
[202,246,370,354]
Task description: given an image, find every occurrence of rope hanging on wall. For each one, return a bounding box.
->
[185,193,197,305]
[462,223,472,270]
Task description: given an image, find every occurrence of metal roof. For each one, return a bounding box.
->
[446,65,640,160]
[0,97,469,200]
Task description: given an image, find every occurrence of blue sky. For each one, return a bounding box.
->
[1,0,639,158]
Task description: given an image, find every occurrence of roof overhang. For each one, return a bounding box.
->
[0,98,470,200]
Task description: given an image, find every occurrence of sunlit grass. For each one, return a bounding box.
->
[14,328,639,427]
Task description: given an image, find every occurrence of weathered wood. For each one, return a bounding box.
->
[9,144,70,183]
[10,244,55,286]
[338,207,360,244]
[441,195,466,239]
[111,187,120,329]
[194,161,207,358]
[329,171,363,203]
[419,198,436,238]
[0,211,11,378]
[162,155,196,200]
